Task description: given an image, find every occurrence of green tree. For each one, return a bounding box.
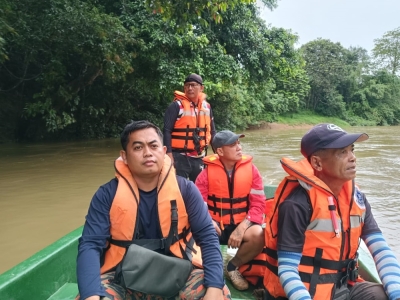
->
[0,0,303,141]
[147,0,278,25]
[300,39,352,117]
[348,70,400,125]
[372,27,400,75]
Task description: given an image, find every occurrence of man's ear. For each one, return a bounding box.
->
[120,150,127,164]
[310,155,322,171]
[216,148,223,156]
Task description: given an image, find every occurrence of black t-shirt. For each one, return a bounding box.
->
[277,185,382,253]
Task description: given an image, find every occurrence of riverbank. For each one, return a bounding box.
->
[247,111,352,131]
[247,121,313,130]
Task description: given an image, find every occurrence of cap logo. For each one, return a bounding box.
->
[327,124,345,132]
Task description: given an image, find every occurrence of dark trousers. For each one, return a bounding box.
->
[172,152,204,182]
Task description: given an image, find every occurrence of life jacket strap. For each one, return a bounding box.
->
[207,195,249,204]
[207,205,248,217]
[172,127,206,133]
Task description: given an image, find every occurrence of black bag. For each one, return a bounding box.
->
[114,244,193,298]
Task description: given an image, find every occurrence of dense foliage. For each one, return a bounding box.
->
[300,36,400,126]
[0,0,399,142]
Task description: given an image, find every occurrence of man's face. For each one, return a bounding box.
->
[184,82,204,103]
[314,144,357,183]
[217,140,243,162]
[120,128,166,179]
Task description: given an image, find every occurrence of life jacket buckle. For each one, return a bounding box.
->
[346,257,359,282]
[160,238,166,249]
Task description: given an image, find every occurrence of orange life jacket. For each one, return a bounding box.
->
[263,158,365,299]
[203,154,252,228]
[238,197,274,287]
[100,156,202,274]
[171,91,211,154]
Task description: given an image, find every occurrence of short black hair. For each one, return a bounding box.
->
[120,120,163,151]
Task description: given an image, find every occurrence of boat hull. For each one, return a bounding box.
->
[0,185,379,299]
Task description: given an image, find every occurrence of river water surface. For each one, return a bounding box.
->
[0,125,399,274]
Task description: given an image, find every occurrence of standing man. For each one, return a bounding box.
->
[196,130,265,291]
[163,73,216,182]
[76,120,230,300]
[263,123,400,300]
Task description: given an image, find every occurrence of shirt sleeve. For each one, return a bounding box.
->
[209,106,216,142]
[163,102,179,153]
[246,164,266,224]
[194,168,209,203]
[360,194,382,238]
[277,186,311,253]
[76,179,117,300]
[178,176,224,290]
[364,232,400,300]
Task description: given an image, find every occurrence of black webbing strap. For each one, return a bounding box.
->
[265,247,351,271]
[172,127,206,133]
[207,206,248,216]
[164,200,179,255]
[207,195,248,204]
[170,135,205,141]
[309,248,323,298]
[109,238,166,251]
[300,255,352,271]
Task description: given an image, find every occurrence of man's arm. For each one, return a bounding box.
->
[364,233,400,300]
[194,168,208,202]
[246,164,266,225]
[209,107,216,142]
[361,196,400,300]
[178,177,225,290]
[163,102,179,155]
[278,251,311,300]
[229,164,266,247]
[195,168,221,235]
[76,179,116,300]
[276,187,312,299]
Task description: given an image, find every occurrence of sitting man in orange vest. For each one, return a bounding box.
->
[263,123,400,300]
[195,130,266,291]
[76,120,230,300]
[163,73,216,182]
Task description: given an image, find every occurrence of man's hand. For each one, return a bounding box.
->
[203,287,224,300]
[227,219,252,249]
[212,220,221,236]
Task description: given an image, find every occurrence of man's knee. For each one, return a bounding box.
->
[179,269,231,299]
[243,225,264,248]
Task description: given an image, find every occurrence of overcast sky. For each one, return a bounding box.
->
[259,0,400,53]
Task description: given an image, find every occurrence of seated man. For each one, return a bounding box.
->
[196,130,265,291]
[76,120,230,300]
[263,123,400,299]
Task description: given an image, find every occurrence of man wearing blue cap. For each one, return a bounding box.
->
[263,123,400,300]
[163,73,216,182]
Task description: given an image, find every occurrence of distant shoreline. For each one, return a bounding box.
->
[247,121,313,131]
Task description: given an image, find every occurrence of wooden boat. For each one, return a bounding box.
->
[0,186,380,300]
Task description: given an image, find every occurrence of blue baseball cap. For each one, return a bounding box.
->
[301,123,369,158]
